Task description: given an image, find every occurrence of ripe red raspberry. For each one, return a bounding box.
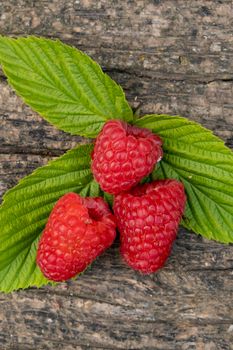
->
[37,193,116,281]
[91,120,163,194]
[113,179,186,274]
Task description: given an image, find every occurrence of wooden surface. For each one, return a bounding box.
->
[0,1,233,349]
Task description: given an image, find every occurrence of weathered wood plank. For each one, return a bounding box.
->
[0,234,232,349]
[1,77,232,154]
[0,0,233,77]
[0,0,232,349]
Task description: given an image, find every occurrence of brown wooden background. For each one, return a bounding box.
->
[0,1,233,349]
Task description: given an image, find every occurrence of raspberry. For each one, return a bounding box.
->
[91,120,163,194]
[113,179,186,274]
[37,193,116,281]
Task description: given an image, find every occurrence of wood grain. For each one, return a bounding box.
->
[0,1,233,349]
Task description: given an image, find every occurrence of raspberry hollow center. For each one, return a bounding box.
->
[87,207,103,221]
[83,197,110,222]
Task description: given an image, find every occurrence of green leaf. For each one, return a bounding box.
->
[0,143,101,293]
[0,36,133,137]
[135,114,233,243]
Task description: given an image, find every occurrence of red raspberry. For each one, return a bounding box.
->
[91,120,163,194]
[113,179,186,274]
[37,193,116,281]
